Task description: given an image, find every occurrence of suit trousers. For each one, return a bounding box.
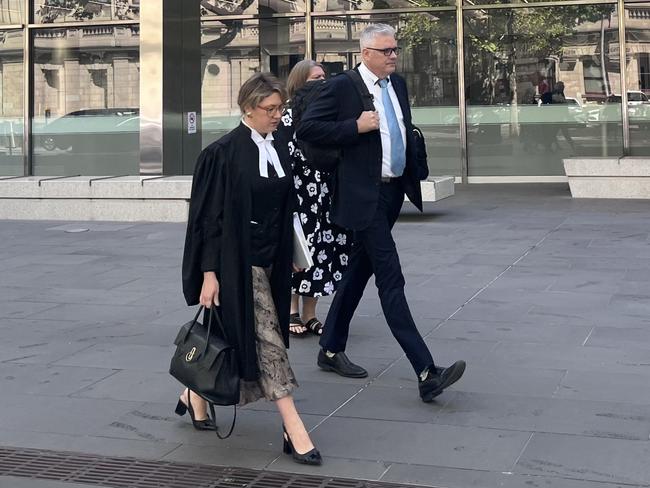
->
[320,179,435,376]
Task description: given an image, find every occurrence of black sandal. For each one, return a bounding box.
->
[304,318,324,336]
[289,313,309,337]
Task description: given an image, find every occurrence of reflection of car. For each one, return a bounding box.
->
[627,91,649,104]
[38,108,139,152]
[605,91,650,104]
[604,91,650,121]
[565,97,581,107]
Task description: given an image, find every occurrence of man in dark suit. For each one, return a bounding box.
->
[297,23,466,403]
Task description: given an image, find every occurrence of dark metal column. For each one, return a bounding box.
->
[22,0,30,176]
[139,0,201,175]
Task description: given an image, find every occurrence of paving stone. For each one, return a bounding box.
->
[54,321,179,347]
[52,344,175,372]
[161,444,279,470]
[0,428,179,460]
[0,341,95,365]
[0,301,60,319]
[0,318,87,345]
[487,342,650,377]
[515,433,650,485]
[431,319,593,345]
[311,417,531,471]
[73,370,180,403]
[586,326,650,350]
[382,463,637,488]
[0,395,142,436]
[267,455,391,480]
[15,287,153,306]
[0,363,117,397]
[27,303,160,323]
[434,392,650,441]
[556,370,650,405]
[332,384,451,422]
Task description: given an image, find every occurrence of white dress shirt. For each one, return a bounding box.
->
[242,119,285,178]
[358,62,407,178]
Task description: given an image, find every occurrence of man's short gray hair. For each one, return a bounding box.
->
[359,23,396,50]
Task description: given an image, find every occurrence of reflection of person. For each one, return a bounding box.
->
[551,81,576,151]
[538,76,551,102]
[551,81,567,104]
[181,73,321,466]
[298,24,466,403]
[283,60,352,338]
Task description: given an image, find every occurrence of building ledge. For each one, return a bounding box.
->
[563,157,650,199]
[0,175,454,221]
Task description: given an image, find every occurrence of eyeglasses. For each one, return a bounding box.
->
[257,104,284,116]
[366,46,401,56]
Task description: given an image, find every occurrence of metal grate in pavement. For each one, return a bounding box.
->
[0,447,423,488]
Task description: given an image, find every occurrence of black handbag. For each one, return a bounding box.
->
[412,125,430,181]
[169,306,240,438]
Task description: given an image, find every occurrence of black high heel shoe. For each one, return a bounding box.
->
[175,394,217,431]
[282,425,322,466]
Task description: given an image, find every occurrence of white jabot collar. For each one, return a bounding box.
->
[242,120,285,178]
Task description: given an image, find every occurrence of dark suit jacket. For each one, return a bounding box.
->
[296,68,428,231]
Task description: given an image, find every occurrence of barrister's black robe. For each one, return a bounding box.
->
[182,122,294,382]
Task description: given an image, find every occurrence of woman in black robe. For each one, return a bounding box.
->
[180,73,321,466]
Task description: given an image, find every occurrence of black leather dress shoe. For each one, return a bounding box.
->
[317,349,368,378]
[419,360,466,403]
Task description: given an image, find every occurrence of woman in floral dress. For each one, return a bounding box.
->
[283,60,352,337]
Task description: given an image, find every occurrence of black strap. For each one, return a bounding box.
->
[344,69,376,112]
[210,402,237,440]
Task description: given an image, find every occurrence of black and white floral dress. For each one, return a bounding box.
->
[281,109,352,297]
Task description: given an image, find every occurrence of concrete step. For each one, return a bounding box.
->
[0,174,454,221]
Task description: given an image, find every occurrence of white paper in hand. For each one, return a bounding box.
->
[293,212,314,270]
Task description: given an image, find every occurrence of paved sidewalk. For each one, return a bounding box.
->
[1,184,649,488]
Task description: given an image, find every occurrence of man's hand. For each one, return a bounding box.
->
[357,111,380,134]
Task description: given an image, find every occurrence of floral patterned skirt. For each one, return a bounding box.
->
[239,266,298,406]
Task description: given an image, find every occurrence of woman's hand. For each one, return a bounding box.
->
[293,263,305,273]
[200,271,220,308]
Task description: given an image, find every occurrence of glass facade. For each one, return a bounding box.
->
[2,0,650,180]
[464,5,624,176]
[33,0,139,23]
[32,25,140,175]
[201,17,306,148]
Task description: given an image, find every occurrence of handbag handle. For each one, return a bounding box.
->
[205,306,228,341]
[184,306,229,357]
[182,306,205,343]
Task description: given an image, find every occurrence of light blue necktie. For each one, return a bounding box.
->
[378,78,405,176]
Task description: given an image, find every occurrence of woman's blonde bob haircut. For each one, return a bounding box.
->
[237,72,287,114]
[286,59,325,99]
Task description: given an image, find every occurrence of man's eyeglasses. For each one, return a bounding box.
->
[257,104,285,116]
[366,46,401,56]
